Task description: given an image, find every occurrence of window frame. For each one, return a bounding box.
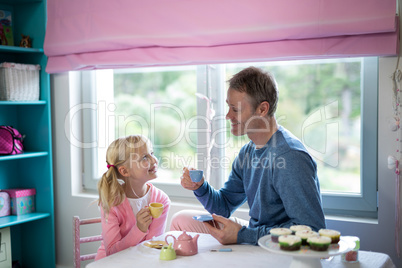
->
[320,57,378,218]
[81,70,115,192]
[78,58,378,218]
[81,70,98,191]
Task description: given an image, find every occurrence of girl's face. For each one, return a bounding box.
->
[125,144,158,183]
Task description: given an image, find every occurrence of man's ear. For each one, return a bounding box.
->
[258,101,270,117]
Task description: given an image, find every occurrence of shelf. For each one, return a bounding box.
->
[0,100,46,105]
[0,45,43,54]
[0,0,55,265]
[0,212,50,228]
[0,151,48,161]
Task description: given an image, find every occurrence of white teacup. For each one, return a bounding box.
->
[149,202,164,218]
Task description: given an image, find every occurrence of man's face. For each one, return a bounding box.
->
[225,88,257,136]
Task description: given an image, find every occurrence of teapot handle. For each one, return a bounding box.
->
[165,234,175,245]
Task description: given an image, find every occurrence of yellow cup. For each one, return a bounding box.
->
[149,202,164,218]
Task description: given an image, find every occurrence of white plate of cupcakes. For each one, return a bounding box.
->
[258,226,353,258]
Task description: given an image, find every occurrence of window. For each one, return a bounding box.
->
[77,57,378,217]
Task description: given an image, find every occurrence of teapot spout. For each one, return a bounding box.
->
[193,234,200,243]
[192,234,200,254]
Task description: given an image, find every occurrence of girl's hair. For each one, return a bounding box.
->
[97,135,150,216]
[228,66,279,117]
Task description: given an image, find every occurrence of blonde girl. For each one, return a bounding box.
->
[95,135,170,260]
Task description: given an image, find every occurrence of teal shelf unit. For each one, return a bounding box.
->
[0,0,55,267]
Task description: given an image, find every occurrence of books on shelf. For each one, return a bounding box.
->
[0,10,14,46]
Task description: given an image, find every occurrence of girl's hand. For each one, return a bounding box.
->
[136,207,152,233]
[180,167,204,191]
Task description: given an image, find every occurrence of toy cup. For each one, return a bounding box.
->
[160,243,176,260]
[149,202,164,218]
[189,170,203,182]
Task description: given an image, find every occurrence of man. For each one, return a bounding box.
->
[171,66,326,245]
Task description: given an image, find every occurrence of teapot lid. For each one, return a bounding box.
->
[177,231,192,240]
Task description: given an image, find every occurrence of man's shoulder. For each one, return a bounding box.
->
[238,140,254,154]
[271,126,309,155]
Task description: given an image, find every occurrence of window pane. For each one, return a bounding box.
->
[225,58,362,194]
[113,66,197,183]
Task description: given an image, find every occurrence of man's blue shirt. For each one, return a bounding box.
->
[194,125,326,244]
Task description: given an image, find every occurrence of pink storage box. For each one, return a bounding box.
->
[2,188,36,215]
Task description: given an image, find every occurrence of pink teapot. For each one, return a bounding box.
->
[165,231,200,256]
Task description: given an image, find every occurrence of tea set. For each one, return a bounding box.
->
[159,243,176,261]
[145,203,200,260]
[157,231,200,260]
[166,231,200,256]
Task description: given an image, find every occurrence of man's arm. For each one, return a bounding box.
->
[181,166,245,217]
[194,170,247,218]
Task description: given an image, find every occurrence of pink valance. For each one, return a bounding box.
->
[44,0,398,73]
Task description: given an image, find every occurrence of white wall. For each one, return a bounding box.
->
[51,55,402,268]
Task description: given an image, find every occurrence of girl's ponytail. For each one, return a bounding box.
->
[97,164,125,217]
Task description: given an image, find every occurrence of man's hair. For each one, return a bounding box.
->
[228,66,278,117]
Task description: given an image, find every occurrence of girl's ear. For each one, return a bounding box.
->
[118,166,129,177]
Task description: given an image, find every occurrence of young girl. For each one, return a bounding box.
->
[95,135,170,260]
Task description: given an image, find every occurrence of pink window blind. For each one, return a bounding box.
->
[44,0,398,73]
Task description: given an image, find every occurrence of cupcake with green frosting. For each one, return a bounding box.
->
[318,229,341,244]
[307,236,332,251]
[269,228,292,243]
[290,225,312,234]
[278,235,302,251]
[295,230,319,245]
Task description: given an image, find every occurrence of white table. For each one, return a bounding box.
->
[87,231,395,268]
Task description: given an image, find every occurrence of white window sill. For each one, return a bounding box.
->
[325,214,378,225]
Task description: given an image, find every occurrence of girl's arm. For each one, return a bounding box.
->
[145,188,171,240]
[100,203,147,256]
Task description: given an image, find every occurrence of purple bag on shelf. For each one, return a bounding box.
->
[0,126,24,155]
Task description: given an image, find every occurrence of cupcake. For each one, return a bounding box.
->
[290,225,312,234]
[307,236,332,251]
[295,230,319,245]
[318,229,341,244]
[270,228,292,243]
[278,235,302,251]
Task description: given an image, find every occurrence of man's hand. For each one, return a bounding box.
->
[180,167,204,191]
[203,214,242,245]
